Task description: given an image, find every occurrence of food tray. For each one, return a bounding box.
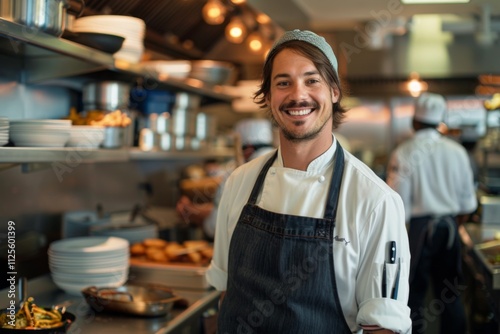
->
[129,258,211,290]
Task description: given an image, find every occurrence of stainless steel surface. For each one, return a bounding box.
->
[195,112,217,140]
[0,275,220,334]
[0,146,129,163]
[102,126,125,149]
[81,284,181,317]
[480,195,500,224]
[171,109,196,137]
[172,93,201,111]
[0,18,235,102]
[83,81,131,112]
[0,0,68,37]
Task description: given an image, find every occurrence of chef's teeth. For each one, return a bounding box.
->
[288,109,312,116]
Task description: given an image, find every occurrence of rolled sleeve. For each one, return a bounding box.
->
[206,260,227,291]
[357,298,411,333]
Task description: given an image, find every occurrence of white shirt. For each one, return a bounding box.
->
[386,128,477,221]
[206,136,412,333]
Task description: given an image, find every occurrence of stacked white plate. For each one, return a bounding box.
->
[0,117,8,146]
[72,15,146,63]
[9,119,71,147]
[67,125,105,148]
[48,236,129,296]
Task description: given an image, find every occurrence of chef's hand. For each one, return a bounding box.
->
[176,195,214,227]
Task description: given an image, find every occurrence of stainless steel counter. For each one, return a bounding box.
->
[0,275,220,334]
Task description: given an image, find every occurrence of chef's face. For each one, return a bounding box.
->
[267,48,339,142]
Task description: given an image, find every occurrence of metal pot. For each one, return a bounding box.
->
[0,0,84,37]
[83,81,131,111]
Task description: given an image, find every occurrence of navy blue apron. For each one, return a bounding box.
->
[218,141,351,333]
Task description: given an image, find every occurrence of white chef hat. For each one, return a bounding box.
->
[414,93,447,125]
[235,118,273,146]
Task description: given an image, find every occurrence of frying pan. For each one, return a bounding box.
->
[0,309,75,334]
[82,283,181,317]
[0,278,75,333]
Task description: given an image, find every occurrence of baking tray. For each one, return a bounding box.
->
[129,258,210,290]
[82,283,180,317]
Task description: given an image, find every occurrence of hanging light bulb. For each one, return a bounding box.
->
[247,31,263,52]
[225,15,247,43]
[230,0,246,4]
[202,0,226,25]
[256,13,271,24]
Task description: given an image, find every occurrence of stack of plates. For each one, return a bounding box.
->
[67,125,105,148]
[0,118,8,146]
[48,236,129,296]
[73,15,146,63]
[9,119,71,147]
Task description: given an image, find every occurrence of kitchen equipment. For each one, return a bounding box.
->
[189,60,236,86]
[0,0,84,37]
[90,220,158,244]
[129,259,211,290]
[173,92,201,111]
[81,283,180,317]
[61,31,125,54]
[101,126,124,149]
[66,125,105,148]
[48,236,129,296]
[195,112,217,141]
[72,15,145,63]
[82,81,131,111]
[480,195,500,224]
[0,309,75,333]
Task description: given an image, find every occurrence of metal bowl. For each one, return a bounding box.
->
[188,60,236,86]
[81,283,181,317]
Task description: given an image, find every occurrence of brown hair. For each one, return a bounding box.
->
[253,40,347,129]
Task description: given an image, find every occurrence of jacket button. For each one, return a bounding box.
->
[318,175,325,183]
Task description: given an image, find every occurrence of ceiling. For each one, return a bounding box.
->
[247,0,500,31]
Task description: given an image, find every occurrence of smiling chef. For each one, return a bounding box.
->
[206,30,411,334]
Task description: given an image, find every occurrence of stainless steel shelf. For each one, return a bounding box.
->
[0,147,235,164]
[128,147,235,160]
[0,147,129,163]
[0,18,234,103]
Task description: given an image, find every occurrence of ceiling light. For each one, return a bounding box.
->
[225,16,247,43]
[230,0,246,4]
[256,13,271,24]
[202,0,227,25]
[247,31,263,52]
[401,0,469,3]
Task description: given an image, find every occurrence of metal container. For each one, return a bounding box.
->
[171,108,196,137]
[101,126,124,148]
[189,60,236,86]
[173,92,201,110]
[83,81,131,111]
[81,283,181,317]
[195,112,217,140]
[0,0,84,37]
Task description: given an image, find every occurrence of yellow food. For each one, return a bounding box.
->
[130,239,213,265]
[0,297,65,330]
[90,110,131,127]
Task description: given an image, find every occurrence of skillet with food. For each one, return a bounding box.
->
[0,297,75,334]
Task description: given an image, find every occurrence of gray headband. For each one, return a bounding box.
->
[267,29,338,74]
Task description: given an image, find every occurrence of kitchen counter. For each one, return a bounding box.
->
[0,275,220,334]
[461,223,500,333]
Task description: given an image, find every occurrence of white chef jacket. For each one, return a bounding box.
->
[386,128,477,222]
[206,135,412,333]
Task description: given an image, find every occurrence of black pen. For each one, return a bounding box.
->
[391,258,401,299]
[388,241,396,264]
[382,262,387,298]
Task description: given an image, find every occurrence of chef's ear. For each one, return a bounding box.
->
[331,87,340,103]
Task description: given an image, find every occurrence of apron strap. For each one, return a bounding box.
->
[247,149,278,205]
[324,141,345,220]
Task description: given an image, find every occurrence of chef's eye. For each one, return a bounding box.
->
[307,78,320,85]
[276,81,289,87]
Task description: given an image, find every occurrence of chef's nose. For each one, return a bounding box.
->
[289,81,308,101]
